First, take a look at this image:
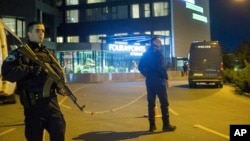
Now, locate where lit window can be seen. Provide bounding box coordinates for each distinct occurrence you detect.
[17,20,25,38]
[87,0,105,4]
[145,31,151,35]
[162,38,170,45]
[2,18,26,38]
[114,33,128,36]
[2,18,16,32]
[153,30,170,45]
[57,37,63,43]
[144,3,150,18]
[66,0,79,5]
[44,38,51,41]
[66,10,79,23]
[131,4,139,18]
[153,2,168,17]
[67,36,79,43]
[89,34,106,43]
[153,30,170,36]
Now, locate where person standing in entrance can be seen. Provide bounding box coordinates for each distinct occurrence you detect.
[138,36,176,132]
[1,21,66,141]
[183,62,188,76]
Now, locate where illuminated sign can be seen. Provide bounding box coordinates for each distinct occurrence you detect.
[186,2,203,13]
[192,13,208,23]
[197,45,211,48]
[184,0,208,23]
[183,0,195,4]
[108,44,146,56]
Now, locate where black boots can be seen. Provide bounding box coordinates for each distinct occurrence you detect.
[149,119,156,132]
[162,118,176,132]
[148,119,176,132]
[162,123,176,131]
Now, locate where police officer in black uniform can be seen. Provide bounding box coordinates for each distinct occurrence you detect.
[138,36,176,132]
[1,22,66,141]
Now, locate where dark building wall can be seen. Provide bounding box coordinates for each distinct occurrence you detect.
[0,0,36,20]
[0,0,58,46]
[172,0,210,57]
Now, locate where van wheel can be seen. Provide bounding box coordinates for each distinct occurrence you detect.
[189,83,192,88]
[189,83,195,88]
[220,84,223,88]
[217,84,223,88]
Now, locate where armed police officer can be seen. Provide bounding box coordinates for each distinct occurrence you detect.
[1,21,66,141]
[138,36,176,132]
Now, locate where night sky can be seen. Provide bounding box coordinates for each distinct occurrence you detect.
[210,0,250,52]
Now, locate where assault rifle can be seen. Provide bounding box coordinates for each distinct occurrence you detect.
[18,44,85,111]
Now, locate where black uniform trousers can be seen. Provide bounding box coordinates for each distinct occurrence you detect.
[146,76,169,121]
[23,96,66,141]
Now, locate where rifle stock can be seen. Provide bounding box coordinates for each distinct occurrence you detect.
[18,44,85,111]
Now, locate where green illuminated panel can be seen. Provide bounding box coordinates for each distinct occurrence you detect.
[192,13,207,23]
[184,0,195,4]
[186,2,203,13]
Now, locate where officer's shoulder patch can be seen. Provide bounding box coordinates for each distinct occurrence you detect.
[6,55,16,62]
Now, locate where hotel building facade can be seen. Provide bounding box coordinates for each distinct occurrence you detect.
[0,0,210,73]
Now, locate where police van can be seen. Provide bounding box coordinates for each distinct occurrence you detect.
[0,19,22,104]
[188,41,223,88]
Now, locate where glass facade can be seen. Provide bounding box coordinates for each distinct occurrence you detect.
[56,0,174,73]
[89,34,106,43]
[131,4,139,19]
[87,0,106,4]
[57,37,63,43]
[112,5,128,19]
[67,36,79,43]
[86,7,109,21]
[60,1,170,24]
[58,50,142,73]
[153,2,169,17]
[66,10,79,23]
[57,35,171,74]
[2,18,26,38]
[144,3,151,18]
[66,0,79,5]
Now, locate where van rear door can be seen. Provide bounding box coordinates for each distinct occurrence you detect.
[188,41,223,88]
[0,19,22,103]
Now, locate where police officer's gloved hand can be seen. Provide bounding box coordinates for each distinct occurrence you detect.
[30,66,42,75]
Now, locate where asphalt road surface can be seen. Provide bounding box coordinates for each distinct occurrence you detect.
[0,80,249,141]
